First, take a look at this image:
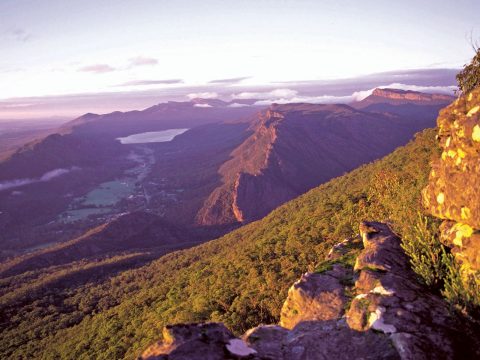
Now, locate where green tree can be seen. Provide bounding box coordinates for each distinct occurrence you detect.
[457,43,480,93]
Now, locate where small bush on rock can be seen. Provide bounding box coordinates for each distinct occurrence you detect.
[457,45,480,94]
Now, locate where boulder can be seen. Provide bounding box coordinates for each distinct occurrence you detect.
[245,320,400,360]
[279,264,348,329]
[138,322,257,360]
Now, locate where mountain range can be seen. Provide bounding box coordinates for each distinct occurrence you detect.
[0,88,452,261]
[2,87,472,359]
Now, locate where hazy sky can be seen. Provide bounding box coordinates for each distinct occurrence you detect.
[1,0,479,118]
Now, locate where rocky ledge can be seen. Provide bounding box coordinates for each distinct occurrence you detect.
[139,222,479,359]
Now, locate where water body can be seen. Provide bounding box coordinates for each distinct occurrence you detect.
[59,146,155,223]
[117,128,189,144]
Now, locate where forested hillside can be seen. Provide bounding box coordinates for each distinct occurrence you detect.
[0,129,438,359]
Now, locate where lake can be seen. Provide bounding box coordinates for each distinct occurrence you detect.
[117,128,189,144]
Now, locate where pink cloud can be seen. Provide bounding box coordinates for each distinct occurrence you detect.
[128,56,158,67]
[78,64,116,73]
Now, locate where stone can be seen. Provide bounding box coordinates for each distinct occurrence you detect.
[422,87,480,296]
[138,322,240,360]
[346,221,480,359]
[279,265,348,329]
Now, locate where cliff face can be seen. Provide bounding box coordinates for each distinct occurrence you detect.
[139,222,479,359]
[368,88,453,104]
[196,101,442,226]
[422,88,480,291]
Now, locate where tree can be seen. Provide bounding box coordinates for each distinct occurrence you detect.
[457,42,480,94]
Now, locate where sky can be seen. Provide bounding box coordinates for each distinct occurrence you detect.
[1,0,479,119]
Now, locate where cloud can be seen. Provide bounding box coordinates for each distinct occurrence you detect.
[1,102,37,108]
[116,79,183,87]
[250,83,456,106]
[228,102,250,108]
[194,103,212,108]
[78,64,116,73]
[187,92,218,99]
[234,88,298,100]
[128,56,158,67]
[208,76,250,84]
[40,168,72,181]
[0,167,79,192]
[5,28,32,42]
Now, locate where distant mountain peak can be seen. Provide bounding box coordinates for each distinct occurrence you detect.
[371,87,454,102]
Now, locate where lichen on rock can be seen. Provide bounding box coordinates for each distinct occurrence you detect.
[422,87,480,292]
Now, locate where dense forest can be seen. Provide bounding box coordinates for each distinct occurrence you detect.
[0,128,438,359]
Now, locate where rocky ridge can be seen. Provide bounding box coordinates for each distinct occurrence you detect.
[139,222,478,359]
[196,97,448,227]
[368,88,453,104]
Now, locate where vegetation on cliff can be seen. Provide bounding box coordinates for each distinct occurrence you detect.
[457,44,480,94]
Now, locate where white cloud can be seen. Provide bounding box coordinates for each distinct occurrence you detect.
[249,88,364,105]
[0,167,79,192]
[234,88,298,100]
[378,83,457,95]
[194,103,212,108]
[249,83,455,106]
[40,168,72,181]
[228,102,250,108]
[187,92,218,99]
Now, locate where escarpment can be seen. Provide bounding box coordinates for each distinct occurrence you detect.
[422,87,480,299]
[196,98,448,227]
[139,222,479,359]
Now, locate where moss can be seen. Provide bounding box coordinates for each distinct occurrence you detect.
[314,251,360,274]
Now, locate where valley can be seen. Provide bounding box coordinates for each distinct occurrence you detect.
[1,87,479,359]
[3,3,480,359]
[0,89,452,263]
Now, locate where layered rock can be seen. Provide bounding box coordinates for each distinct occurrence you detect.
[140,222,478,359]
[366,88,453,104]
[422,88,480,285]
[347,222,477,359]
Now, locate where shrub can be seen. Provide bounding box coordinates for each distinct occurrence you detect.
[441,249,480,317]
[457,45,480,94]
[402,214,480,317]
[401,213,445,288]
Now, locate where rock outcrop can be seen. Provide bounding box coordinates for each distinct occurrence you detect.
[140,323,253,360]
[140,222,479,359]
[365,88,454,104]
[422,88,480,291]
[279,264,349,329]
[347,222,477,359]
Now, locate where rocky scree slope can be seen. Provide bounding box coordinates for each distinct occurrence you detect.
[139,222,479,359]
